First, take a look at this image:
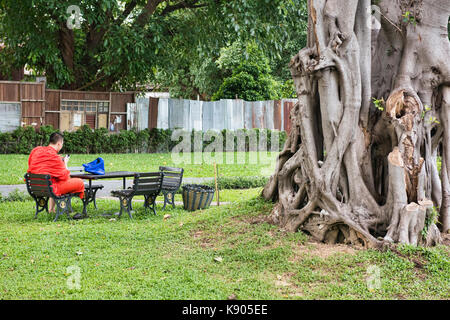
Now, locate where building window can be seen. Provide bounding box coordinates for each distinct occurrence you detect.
[61,100,109,112]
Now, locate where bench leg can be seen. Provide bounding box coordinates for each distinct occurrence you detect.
[162,192,167,210]
[53,197,71,222]
[162,191,175,210]
[53,199,62,222]
[170,192,176,208]
[68,198,74,213]
[34,197,49,219]
[144,195,157,215]
[118,196,133,219]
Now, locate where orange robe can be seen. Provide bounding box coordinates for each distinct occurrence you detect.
[27,146,84,198]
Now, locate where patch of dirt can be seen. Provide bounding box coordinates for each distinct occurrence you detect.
[191,230,215,248]
[289,241,360,262]
[442,233,450,247]
[192,230,204,239]
[274,273,304,298]
[233,214,268,225]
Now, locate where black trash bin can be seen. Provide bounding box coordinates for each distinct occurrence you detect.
[182,184,215,211]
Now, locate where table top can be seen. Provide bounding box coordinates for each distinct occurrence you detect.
[70,171,137,180]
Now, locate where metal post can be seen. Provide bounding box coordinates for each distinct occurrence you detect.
[214,162,219,206]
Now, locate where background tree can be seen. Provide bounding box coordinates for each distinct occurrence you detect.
[0,0,306,92]
[263,0,450,247]
[211,41,282,101]
[154,0,308,99]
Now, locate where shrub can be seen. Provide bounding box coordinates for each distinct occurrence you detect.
[0,189,32,202]
[0,125,287,154]
[178,176,269,192]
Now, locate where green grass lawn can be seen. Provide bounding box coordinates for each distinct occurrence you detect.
[150,188,263,204]
[0,152,278,185]
[0,192,448,300]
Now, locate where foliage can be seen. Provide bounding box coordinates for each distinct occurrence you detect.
[372,97,385,111]
[179,176,269,192]
[0,0,308,92]
[421,206,440,239]
[402,11,417,26]
[211,42,282,101]
[136,0,307,99]
[0,125,287,154]
[0,189,32,202]
[280,79,297,99]
[205,176,268,190]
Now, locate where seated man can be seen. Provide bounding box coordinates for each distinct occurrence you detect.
[27,132,85,214]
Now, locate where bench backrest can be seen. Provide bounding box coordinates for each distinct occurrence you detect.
[159,166,184,191]
[24,173,55,198]
[132,172,163,196]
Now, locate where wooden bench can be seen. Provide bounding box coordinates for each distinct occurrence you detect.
[159,166,184,210]
[110,172,163,218]
[68,166,104,209]
[24,173,83,222]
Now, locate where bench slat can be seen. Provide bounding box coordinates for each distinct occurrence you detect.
[136,184,161,191]
[31,191,52,197]
[134,190,160,196]
[136,172,162,178]
[159,166,183,173]
[137,180,161,187]
[27,173,51,179]
[163,180,181,185]
[163,176,181,181]
[137,178,161,184]
[85,184,104,189]
[30,185,49,191]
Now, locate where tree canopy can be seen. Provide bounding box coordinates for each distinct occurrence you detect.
[0,0,307,93]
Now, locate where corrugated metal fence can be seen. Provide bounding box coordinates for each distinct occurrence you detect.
[0,80,297,133]
[129,98,298,133]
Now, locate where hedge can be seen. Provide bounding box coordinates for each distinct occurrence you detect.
[0,125,287,154]
[192,176,269,190]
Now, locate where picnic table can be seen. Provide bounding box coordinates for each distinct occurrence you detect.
[70,171,137,216]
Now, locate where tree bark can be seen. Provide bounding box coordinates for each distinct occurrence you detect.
[263,0,450,246]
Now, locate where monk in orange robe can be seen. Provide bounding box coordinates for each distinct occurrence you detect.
[27,132,84,213]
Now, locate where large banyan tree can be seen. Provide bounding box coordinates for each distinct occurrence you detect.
[263,0,450,247]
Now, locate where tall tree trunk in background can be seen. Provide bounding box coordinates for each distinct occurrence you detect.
[263,0,450,247]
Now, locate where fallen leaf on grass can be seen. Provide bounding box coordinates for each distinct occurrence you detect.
[76,251,83,256]
[163,214,172,220]
[214,256,223,263]
[228,293,237,300]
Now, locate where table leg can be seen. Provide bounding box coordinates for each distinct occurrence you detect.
[123,177,126,189]
[82,180,93,217]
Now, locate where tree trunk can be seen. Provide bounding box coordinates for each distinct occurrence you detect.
[263,0,450,247]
